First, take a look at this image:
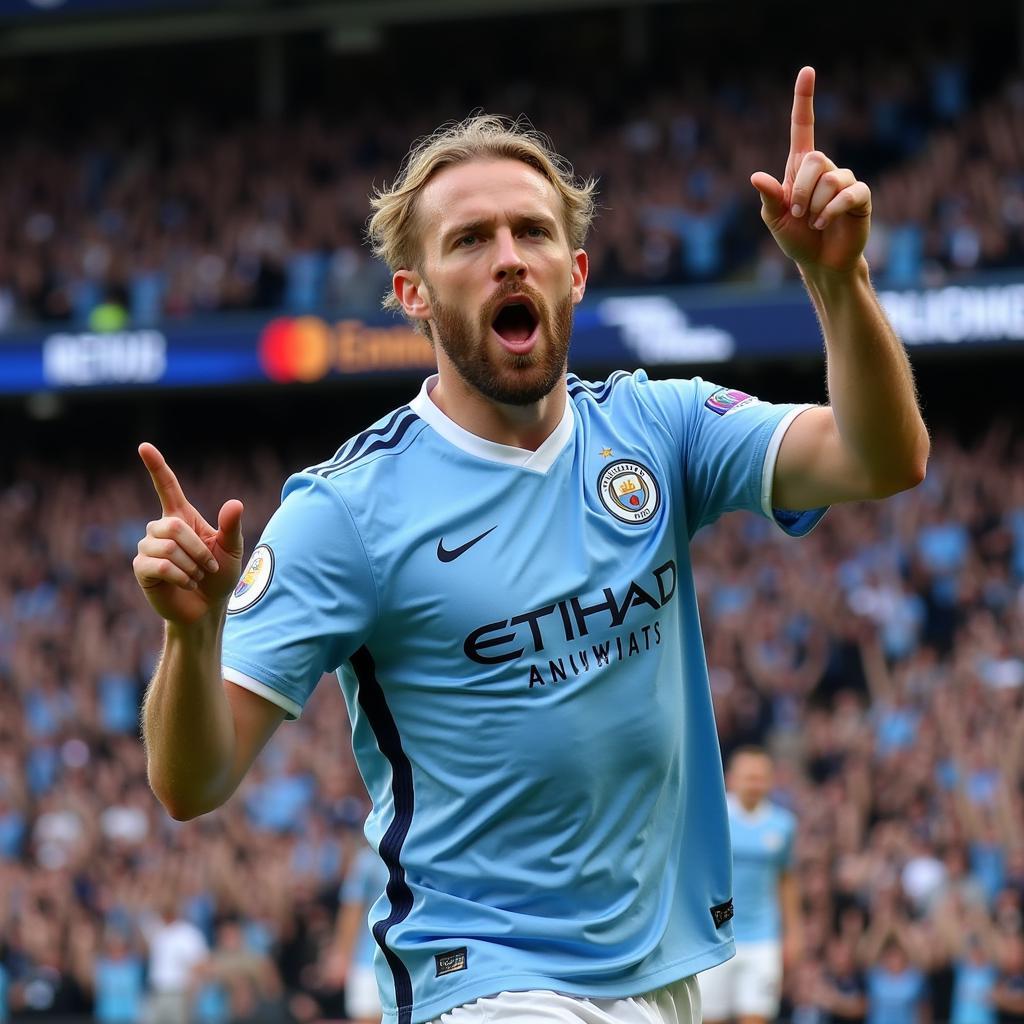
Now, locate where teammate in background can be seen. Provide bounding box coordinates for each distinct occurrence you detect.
[700,748,800,1024]
[326,841,390,1024]
[134,67,928,1024]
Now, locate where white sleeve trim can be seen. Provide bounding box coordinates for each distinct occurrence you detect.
[760,404,817,519]
[223,667,303,720]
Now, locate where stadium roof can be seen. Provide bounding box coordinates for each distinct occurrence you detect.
[0,0,684,54]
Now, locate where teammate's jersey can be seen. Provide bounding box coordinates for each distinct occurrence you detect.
[727,794,797,943]
[222,370,825,1024]
[342,845,393,970]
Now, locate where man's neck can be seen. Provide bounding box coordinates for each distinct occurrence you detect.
[733,793,764,815]
[429,374,567,452]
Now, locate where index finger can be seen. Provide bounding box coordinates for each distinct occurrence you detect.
[138,442,189,514]
[789,65,816,162]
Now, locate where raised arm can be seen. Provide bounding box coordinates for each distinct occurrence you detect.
[751,67,930,510]
[134,443,285,820]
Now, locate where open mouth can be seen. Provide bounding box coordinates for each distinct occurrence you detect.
[491,298,539,351]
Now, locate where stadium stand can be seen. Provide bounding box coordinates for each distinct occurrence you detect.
[0,45,1022,333]
[3,1,1024,1021]
[1,422,1023,1022]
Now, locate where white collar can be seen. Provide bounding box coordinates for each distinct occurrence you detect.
[409,375,574,475]
[728,793,770,822]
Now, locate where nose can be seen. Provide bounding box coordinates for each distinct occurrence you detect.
[492,228,527,282]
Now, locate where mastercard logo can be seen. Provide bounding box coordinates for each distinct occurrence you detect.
[259,316,436,382]
[259,317,332,383]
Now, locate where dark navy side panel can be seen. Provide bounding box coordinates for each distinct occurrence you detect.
[350,645,416,1024]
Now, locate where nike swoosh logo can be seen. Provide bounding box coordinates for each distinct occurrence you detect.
[436,526,497,563]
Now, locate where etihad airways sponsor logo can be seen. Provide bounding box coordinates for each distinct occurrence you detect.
[463,560,677,671]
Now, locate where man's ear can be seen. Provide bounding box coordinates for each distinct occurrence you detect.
[393,269,432,323]
[570,249,588,306]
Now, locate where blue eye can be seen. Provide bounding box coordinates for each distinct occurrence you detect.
[457,235,478,248]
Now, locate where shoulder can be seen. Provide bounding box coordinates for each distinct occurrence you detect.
[566,368,706,411]
[771,802,798,831]
[567,369,712,446]
[566,369,636,407]
[303,402,427,485]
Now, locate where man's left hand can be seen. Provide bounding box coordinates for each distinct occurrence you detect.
[751,66,872,273]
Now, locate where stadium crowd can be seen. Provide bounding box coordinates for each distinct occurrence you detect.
[1,46,1023,334]
[0,415,1023,1023]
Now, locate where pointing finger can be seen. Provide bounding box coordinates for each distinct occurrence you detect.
[788,66,816,177]
[139,442,189,515]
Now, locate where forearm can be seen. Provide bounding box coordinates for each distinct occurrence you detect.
[142,611,236,820]
[824,993,868,1020]
[333,902,364,964]
[802,258,929,493]
[779,873,803,948]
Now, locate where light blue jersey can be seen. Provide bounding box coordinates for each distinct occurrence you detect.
[93,956,145,1024]
[727,795,797,943]
[222,370,825,1024]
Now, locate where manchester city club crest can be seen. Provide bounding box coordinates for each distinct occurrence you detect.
[598,460,660,524]
[227,544,275,615]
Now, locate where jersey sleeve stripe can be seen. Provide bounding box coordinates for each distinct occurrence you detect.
[308,405,412,476]
[317,411,421,479]
[567,370,630,404]
[350,645,416,1024]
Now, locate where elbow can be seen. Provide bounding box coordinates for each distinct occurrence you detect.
[147,773,224,822]
[870,437,930,498]
[160,795,222,823]
[869,466,924,499]
[152,786,206,822]
[892,455,928,495]
[163,799,206,823]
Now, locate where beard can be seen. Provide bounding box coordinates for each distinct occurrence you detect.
[429,280,574,407]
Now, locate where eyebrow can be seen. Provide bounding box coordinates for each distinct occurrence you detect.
[440,212,560,249]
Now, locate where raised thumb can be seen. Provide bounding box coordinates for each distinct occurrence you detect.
[216,499,245,558]
[750,171,787,222]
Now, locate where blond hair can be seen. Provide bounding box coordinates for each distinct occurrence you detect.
[367,114,597,315]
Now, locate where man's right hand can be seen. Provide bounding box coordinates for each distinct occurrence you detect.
[134,442,245,627]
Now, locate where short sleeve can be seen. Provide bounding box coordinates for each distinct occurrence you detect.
[222,472,377,719]
[342,847,385,905]
[636,374,828,538]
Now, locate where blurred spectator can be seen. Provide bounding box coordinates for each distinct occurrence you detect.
[2,45,1023,332]
[90,928,146,1024]
[141,898,209,1024]
[993,935,1024,1023]
[816,939,867,1023]
[187,916,284,1024]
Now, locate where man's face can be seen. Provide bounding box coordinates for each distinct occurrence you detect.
[728,752,773,807]
[399,158,587,406]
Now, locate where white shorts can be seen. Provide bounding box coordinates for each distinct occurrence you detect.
[429,975,701,1023]
[698,940,781,1020]
[346,964,383,1020]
